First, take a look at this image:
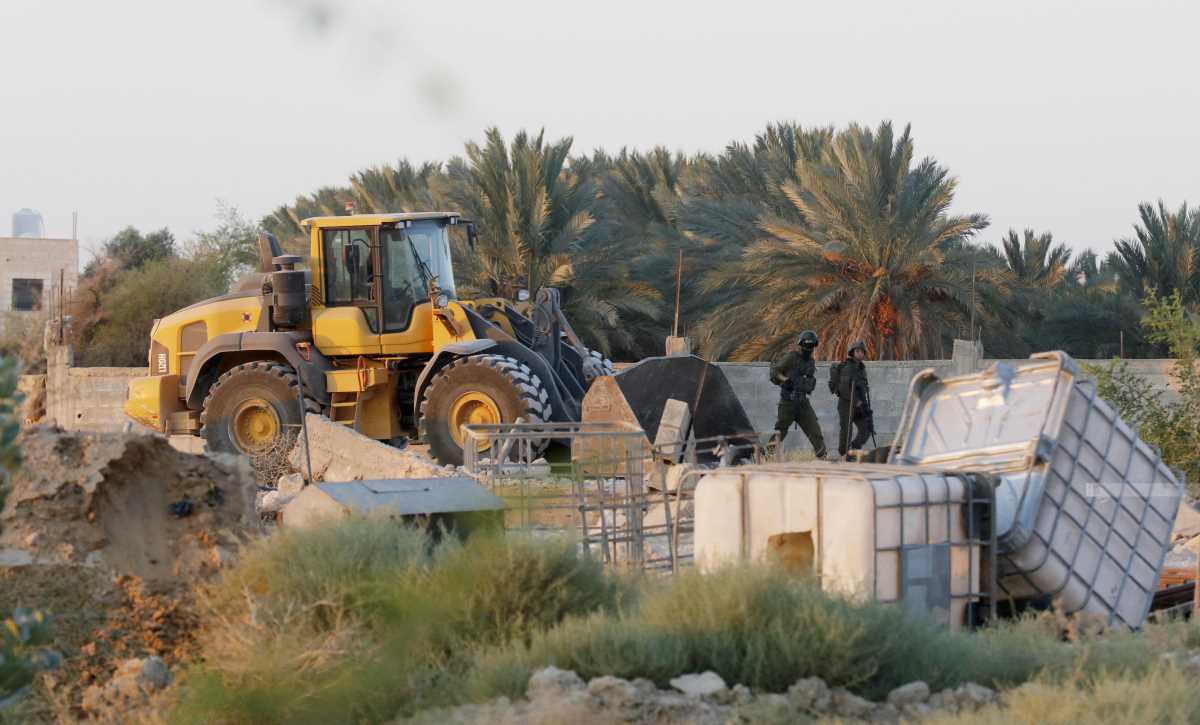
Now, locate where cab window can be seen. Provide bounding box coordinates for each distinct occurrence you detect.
[381,226,429,332]
[323,228,379,331]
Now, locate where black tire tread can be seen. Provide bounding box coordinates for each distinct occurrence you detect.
[199,361,320,453]
[419,354,552,465]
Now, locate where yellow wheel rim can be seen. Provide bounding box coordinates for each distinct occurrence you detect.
[231,398,281,453]
[449,391,501,450]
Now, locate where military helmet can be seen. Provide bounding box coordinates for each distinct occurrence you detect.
[797,330,819,348]
[848,340,867,355]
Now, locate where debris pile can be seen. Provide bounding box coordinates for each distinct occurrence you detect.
[255,414,458,516]
[0,426,257,717]
[409,667,1002,724]
[0,426,257,581]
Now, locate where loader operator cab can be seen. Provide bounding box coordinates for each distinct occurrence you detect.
[321,217,461,334]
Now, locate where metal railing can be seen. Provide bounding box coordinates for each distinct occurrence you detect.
[463,421,713,572]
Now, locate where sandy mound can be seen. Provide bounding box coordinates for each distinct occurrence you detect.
[0,426,258,584]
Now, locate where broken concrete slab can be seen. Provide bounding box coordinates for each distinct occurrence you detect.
[648,463,700,492]
[1173,500,1200,541]
[653,399,691,463]
[276,472,305,496]
[279,477,504,532]
[289,414,450,482]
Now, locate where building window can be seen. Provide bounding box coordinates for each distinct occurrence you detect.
[12,278,44,311]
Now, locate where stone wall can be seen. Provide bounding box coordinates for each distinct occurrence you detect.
[45,346,147,432]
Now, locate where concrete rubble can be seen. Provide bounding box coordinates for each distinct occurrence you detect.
[404,667,1001,724]
[288,413,456,482]
[1163,500,1200,571]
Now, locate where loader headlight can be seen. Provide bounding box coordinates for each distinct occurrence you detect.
[434,292,450,309]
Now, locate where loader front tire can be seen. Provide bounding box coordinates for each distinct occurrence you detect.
[584,348,615,384]
[200,361,319,456]
[420,354,551,466]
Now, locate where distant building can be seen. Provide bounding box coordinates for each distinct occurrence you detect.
[0,234,79,334]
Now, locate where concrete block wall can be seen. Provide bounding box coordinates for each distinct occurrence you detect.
[34,342,1184,447]
[719,351,1182,456]
[0,236,78,337]
[45,346,147,432]
[716,359,954,455]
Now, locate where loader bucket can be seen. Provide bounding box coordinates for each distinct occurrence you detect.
[582,355,757,463]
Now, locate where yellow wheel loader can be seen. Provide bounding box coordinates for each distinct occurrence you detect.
[123,211,753,466]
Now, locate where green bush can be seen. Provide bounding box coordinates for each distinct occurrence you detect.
[1087,291,1200,490]
[77,256,228,366]
[387,533,621,649]
[468,567,1011,701]
[179,523,620,724]
[0,608,57,701]
[468,567,1165,703]
[176,520,1186,723]
[927,665,1200,724]
[0,356,21,516]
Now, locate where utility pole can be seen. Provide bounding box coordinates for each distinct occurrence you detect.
[969,249,977,341]
[672,248,683,338]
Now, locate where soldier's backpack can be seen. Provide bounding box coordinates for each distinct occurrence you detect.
[828,361,842,396]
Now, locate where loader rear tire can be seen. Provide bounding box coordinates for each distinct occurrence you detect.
[200,361,320,457]
[420,354,551,467]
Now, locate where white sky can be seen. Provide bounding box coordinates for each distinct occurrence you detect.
[2,0,1198,266]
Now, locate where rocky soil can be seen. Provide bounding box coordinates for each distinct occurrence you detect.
[405,667,1003,724]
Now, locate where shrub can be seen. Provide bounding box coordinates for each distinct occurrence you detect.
[176,524,1187,722]
[468,567,1166,704]
[0,608,57,701]
[0,356,21,515]
[0,313,47,374]
[1087,291,1200,490]
[76,256,228,366]
[926,665,1200,724]
[405,533,621,649]
[179,523,620,723]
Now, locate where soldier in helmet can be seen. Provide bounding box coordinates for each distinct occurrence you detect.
[829,340,875,459]
[769,331,827,458]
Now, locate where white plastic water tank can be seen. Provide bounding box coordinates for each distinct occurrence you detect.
[694,463,987,629]
[891,351,1182,629]
[12,208,45,238]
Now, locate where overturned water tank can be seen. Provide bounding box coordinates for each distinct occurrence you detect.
[12,208,45,238]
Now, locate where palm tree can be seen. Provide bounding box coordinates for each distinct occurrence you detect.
[1110,201,1200,303]
[262,162,446,253]
[444,128,661,355]
[998,229,1072,287]
[696,121,993,361]
[262,186,350,254]
[591,147,696,353]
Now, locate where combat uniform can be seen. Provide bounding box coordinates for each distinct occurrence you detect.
[831,355,874,456]
[770,350,827,457]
